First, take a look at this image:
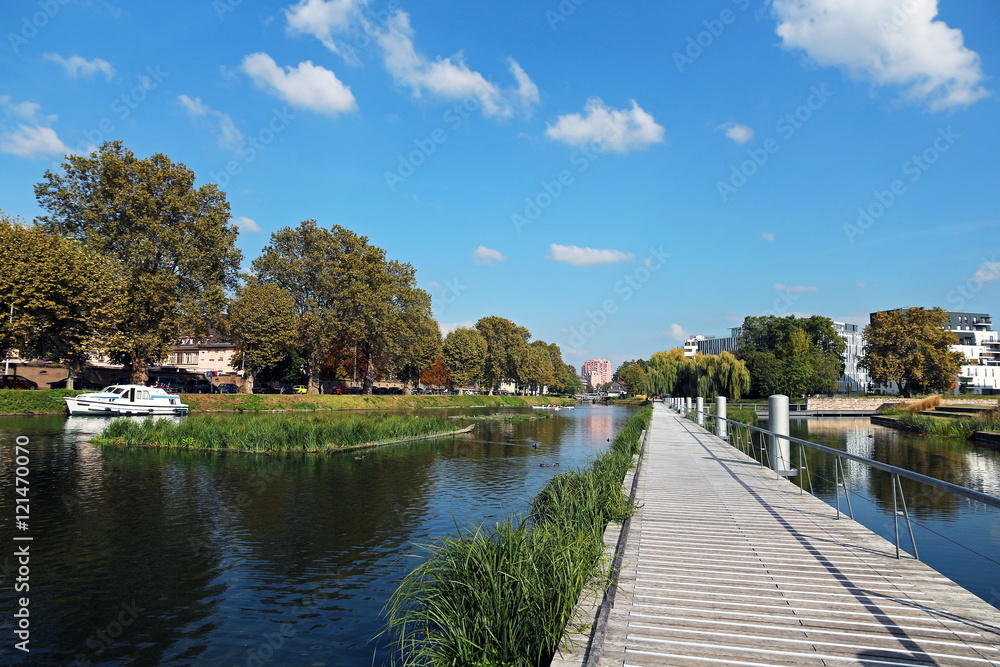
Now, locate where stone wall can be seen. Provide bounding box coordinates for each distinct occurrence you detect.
[807,396,999,411]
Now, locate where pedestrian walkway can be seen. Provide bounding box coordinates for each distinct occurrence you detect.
[559,403,1000,666]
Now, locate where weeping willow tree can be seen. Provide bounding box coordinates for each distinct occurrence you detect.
[645,348,750,400]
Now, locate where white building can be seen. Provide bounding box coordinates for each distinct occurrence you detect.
[834,321,869,393]
[949,312,1000,394]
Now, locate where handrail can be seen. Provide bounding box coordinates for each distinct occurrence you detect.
[709,414,1000,510]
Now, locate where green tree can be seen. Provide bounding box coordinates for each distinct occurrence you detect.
[34,141,242,384]
[859,307,964,397]
[517,342,556,395]
[225,280,296,394]
[394,309,442,394]
[619,364,648,397]
[475,316,530,394]
[442,327,487,388]
[0,215,121,388]
[738,315,846,396]
[698,351,751,400]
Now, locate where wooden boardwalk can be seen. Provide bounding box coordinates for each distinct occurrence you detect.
[555,403,1000,667]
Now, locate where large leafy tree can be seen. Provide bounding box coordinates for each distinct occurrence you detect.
[0,215,121,388]
[225,280,296,394]
[517,341,556,395]
[254,221,434,394]
[442,327,487,388]
[475,316,530,394]
[738,315,846,396]
[420,356,452,388]
[860,307,964,397]
[393,307,442,394]
[34,141,241,384]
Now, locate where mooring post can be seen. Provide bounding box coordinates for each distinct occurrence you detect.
[769,394,792,475]
[696,396,704,426]
[685,397,692,415]
[716,396,727,440]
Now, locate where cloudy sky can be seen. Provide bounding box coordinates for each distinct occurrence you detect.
[1,0,998,367]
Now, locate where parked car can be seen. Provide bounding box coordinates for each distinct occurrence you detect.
[292,385,307,394]
[184,378,215,394]
[48,378,101,390]
[216,383,239,394]
[0,375,38,390]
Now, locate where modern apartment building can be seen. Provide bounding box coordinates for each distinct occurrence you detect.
[580,358,613,387]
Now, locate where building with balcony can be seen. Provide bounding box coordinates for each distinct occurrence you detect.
[581,358,612,388]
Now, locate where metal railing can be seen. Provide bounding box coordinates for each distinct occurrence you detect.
[663,398,1000,561]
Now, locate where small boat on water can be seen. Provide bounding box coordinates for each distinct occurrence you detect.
[64,384,189,416]
[531,404,574,411]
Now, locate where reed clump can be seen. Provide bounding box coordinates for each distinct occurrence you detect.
[383,407,652,667]
[905,395,942,413]
[94,413,461,452]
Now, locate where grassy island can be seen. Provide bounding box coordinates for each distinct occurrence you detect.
[93,413,472,453]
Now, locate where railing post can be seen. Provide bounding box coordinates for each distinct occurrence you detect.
[769,394,792,476]
[685,397,691,415]
[696,397,704,426]
[716,396,727,440]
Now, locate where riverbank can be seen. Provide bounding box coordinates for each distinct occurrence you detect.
[0,389,576,415]
[92,413,474,454]
[382,406,652,665]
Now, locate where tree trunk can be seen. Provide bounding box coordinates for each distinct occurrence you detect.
[239,371,254,394]
[130,362,148,386]
[65,360,79,391]
[363,344,375,395]
[307,358,322,394]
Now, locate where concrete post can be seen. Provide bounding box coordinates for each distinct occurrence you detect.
[685,397,692,414]
[696,396,704,426]
[769,394,791,474]
[716,396,727,440]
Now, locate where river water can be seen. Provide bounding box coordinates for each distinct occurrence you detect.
[0,406,636,666]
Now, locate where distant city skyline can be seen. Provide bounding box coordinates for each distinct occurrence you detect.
[1,0,997,366]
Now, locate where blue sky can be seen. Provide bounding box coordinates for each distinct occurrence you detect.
[1,0,998,369]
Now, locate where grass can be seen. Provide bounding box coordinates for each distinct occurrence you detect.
[382,407,651,667]
[0,388,89,414]
[0,389,576,414]
[890,407,1000,439]
[92,413,467,453]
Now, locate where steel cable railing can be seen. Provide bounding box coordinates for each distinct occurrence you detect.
[662,398,1000,562]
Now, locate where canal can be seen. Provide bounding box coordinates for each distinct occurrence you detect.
[730,416,1000,611]
[0,406,636,666]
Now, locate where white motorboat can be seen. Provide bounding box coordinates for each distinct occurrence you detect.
[64,384,189,416]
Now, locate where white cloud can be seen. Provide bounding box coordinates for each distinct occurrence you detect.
[720,122,754,144]
[0,97,68,159]
[856,281,867,288]
[0,124,70,158]
[233,216,263,233]
[772,0,987,110]
[667,324,691,342]
[439,321,474,336]
[284,0,366,60]
[472,245,507,266]
[43,54,115,81]
[178,95,244,150]
[972,260,1000,283]
[546,98,664,153]
[762,231,775,242]
[240,53,357,116]
[774,284,817,293]
[375,10,539,119]
[548,244,635,267]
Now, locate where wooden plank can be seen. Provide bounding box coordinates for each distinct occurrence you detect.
[561,403,1000,667]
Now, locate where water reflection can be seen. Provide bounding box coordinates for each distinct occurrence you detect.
[0,405,635,666]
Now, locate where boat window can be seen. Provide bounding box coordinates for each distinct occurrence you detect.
[141,391,150,400]
[112,387,127,395]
